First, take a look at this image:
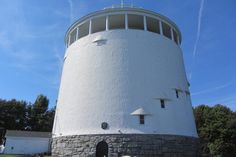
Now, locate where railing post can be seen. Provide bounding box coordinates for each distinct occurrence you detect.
[159,21,163,35]
[144,16,147,31]
[125,14,128,30]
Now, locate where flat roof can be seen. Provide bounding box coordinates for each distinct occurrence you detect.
[5,130,51,138]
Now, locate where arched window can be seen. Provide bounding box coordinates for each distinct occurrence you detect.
[96,141,108,157]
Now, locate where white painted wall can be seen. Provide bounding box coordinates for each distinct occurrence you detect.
[53,28,198,137]
[4,136,50,154]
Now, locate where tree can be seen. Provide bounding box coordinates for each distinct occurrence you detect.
[33,95,49,114]
[0,99,27,130]
[29,95,55,131]
[194,104,236,157]
[0,95,55,132]
[38,107,55,132]
[0,95,55,145]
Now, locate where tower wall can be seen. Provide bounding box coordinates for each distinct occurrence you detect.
[52,7,199,157]
[52,134,199,157]
[53,30,197,137]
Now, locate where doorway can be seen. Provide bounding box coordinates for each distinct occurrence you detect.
[96,141,108,157]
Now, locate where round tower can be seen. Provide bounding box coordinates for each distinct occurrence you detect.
[52,6,199,157]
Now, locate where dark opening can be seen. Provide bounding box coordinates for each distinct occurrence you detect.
[96,141,108,157]
[146,16,160,34]
[78,21,89,39]
[128,14,144,30]
[160,99,165,108]
[109,14,125,30]
[69,28,77,45]
[91,16,106,33]
[139,115,145,124]
[176,90,179,98]
[162,22,172,39]
[173,29,179,44]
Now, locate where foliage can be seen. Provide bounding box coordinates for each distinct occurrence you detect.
[29,95,54,132]
[1,96,236,156]
[0,95,55,133]
[0,99,28,131]
[33,95,49,114]
[194,104,236,157]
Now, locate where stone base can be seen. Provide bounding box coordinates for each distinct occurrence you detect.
[52,134,199,157]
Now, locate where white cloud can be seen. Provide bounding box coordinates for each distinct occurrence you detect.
[192,82,233,96]
[51,47,64,87]
[207,95,236,111]
[0,31,12,49]
[189,0,205,80]
[68,0,74,24]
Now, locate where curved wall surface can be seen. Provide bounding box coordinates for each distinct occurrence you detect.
[53,28,198,137]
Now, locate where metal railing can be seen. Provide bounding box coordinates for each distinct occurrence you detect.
[104,4,141,10]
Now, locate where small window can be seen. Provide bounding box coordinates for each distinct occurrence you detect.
[91,16,106,33]
[186,91,190,96]
[187,81,190,87]
[109,14,125,30]
[173,29,179,44]
[78,21,89,39]
[176,90,179,98]
[128,14,144,30]
[139,115,145,124]
[69,28,77,45]
[162,22,172,39]
[146,17,160,34]
[160,99,165,108]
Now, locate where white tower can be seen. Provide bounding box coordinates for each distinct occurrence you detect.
[52,6,199,157]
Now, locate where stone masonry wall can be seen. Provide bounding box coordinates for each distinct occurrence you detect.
[52,134,199,157]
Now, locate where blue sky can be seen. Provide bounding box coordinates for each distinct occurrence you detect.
[0,0,235,110]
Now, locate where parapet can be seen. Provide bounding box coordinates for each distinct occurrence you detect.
[65,7,182,47]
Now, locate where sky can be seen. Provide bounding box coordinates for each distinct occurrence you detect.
[0,0,235,110]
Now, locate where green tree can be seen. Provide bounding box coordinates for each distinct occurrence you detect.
[33,94,49,114]
[0,95,55,133]
[194,104,236,157]
[29,94,56,132]
[0,99,27,130]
